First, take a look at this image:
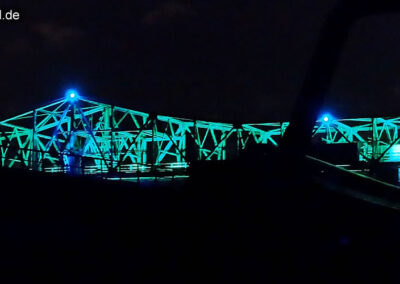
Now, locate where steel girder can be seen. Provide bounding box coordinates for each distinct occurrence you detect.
[1,97,400,176]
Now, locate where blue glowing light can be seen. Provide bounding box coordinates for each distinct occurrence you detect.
[320,113,333,123]
[65,89,79,101]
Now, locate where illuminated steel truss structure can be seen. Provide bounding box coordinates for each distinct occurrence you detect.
[1,96,400,177]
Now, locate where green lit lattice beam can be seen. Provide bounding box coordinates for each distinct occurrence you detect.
[1,96,400,176]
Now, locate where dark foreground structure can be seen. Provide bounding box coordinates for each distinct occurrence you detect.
[1,152,400,282]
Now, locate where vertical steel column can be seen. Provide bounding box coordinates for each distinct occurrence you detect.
[194,121,201,160]
[111,105,116,170]
[149,115,157,171]
[372,118,378,160]
[31,109,39,170]
[236,127,242,157]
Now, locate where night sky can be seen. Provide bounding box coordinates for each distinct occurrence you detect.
[2,0,400,122]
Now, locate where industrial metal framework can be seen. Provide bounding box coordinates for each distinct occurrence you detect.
[1,95,400,179]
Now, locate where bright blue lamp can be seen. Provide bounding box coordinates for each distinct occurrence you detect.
[65,89,79,102]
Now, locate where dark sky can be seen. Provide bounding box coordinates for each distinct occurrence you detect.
[2,0,400,122]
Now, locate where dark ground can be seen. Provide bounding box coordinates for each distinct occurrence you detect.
[1,151,400,283]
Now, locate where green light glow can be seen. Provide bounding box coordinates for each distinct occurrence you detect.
[1,97,400,178]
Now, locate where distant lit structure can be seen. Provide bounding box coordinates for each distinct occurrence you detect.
[1,94,400,179]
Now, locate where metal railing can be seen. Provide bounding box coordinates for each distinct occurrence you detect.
[0,145,190,182]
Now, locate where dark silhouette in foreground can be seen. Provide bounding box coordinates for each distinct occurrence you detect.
[2,149,400,282]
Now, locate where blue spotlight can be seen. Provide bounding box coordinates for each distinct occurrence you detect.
[320,113,334,123]
[65,89,79,102]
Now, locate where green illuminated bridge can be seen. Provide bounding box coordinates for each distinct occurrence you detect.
[1,94,400,180]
